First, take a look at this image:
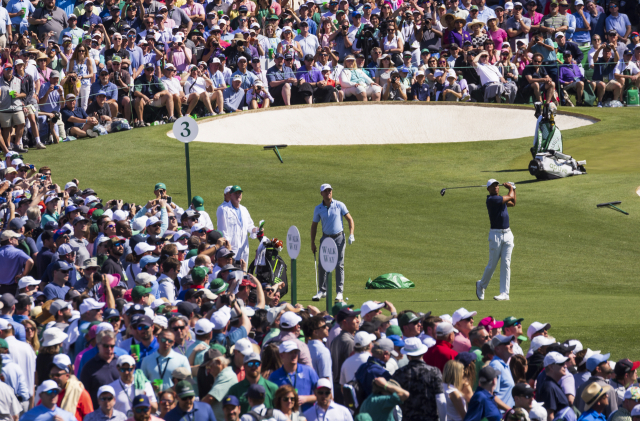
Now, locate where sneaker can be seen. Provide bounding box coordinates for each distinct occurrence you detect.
[476,280,484,301]
[493,293,510,301]
[67,136,77,141]
[312,291,326,301]
[12,145,27,153]
[86,129,98,138]
[167,116,177,123]
[335,292,343,301]
[597,101,603,108]
[35,142,46,150]
[461,94,470,102]
[203,112,215,117]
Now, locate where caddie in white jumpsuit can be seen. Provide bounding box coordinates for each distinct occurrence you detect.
[217,185,258,264]
[476,179,516,301]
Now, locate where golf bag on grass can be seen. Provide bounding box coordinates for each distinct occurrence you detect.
[528,102,587,180]
[248,238,289,297]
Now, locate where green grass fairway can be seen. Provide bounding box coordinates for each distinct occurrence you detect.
[28,104,640,359]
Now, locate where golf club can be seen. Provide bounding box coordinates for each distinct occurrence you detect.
[312,251,319,300]
[440,185,486,196]
[597,201,629,215]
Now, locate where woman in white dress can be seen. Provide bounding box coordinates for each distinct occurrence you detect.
[443,360,468,421]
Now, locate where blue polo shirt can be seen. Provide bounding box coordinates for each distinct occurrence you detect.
[605,14,630,38]
[312,199,349,235]
[486,195,509,230]
[20,405,75,421]
[489,357,515,408]
[6,0,34,32]
[355,356,392,398]
[89,80,118,101]
[269,364,319,411]
[0,315,26,342]
[76,345,128,378]
[572,12,591,44]
[578,409,606,421]
[0,245,30,286]
[537,376,571,417]
[164,401,216,421]
[43,282,70,300]
[531,38,557,62]
[464,388,502,421]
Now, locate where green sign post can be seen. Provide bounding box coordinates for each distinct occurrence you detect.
[286,226,301,305]
[172,116,199,204]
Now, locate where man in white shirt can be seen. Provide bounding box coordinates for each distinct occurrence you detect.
[183,65,217,117]
[303,378,353,421]
[160,63,187,120]
[473,51,516,103]
[0,318,36,405]
[339,331,375,385]
[108,355,157,416]
[294,20,319,59]
[216,186,232,233]
[614,49,640,89]
[217,185,258,264]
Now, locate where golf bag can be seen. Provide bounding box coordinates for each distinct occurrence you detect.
[248,238,289,297]
[528,102,587,180]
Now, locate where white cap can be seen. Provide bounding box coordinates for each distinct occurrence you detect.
[250,22,260,29]
[172,35,183,43]
[527,322,550,339]
[117,355,136,367]
[529,405,548,421]
[210,306,231,330]
[401,337,429,356]
[452,308,477,325]
[53,354,71,368]
[416,70,425,76]
[172,242,188,251]
[154,316,168,329]
[41,328,68,347]
[436,322,458,336]
[96,322,114,334]
[280,311,302,329]
[18,276,41,289]
[279,340,298,353]
[321,65,331,71]
[195,318,214,335]
[630,405,640,417]
[131,216,148,231]
[354,331,376,348]
[134,242,156,255]
[84,195,99,205]
[486,179,499,187]
[579,349,601,367]
[234,338,253,355]
[212,58,221,64]
[282,25,292,32]
[64,182,77,190]
[574,0,584,4]
[360,301,385,319]
[112,210,128,221]
[446,69,457,79]
[544,351,569,367]
[146,216,160,227]
[45,195,61,204]
[530,335,554,352]
[97,385,116,397]
[135,272,156,286]
[190,223,206,233]
[320,183,332,192]
[224,186,233,194]
[565,340,583,353]
[37,380,60,395]
[555,31,565,38]
[79,298,105,314]
[0,319,10,330]
[317,378,332,390]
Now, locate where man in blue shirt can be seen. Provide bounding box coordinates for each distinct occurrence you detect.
[604,2,630,43]
[77,0,101,28]
[355,338,393,399]
[0,230,33,292]
[0,294,26,341]
[89,68,118,117]
[578,382,611,421]
[60,94,100,139]
[6,0,34,34]
[572,1,592,46]
[43,260,73,300]
[269,341,319,412]
[476,179,516,302]
[310,184,355,302]
[489,335,516,410]
[165,381,216,421]
[266,53,297,106]
[464,366,503,421]
[21,380,76,421]
[538,351,575,421]
[303,316,333,381]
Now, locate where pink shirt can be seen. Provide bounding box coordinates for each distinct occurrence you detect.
[169,48,193,72]
[452,331,471,352]
[74,345,94,370]
[489,28,508,50]
[524,11,543,25]
[181,2,205,17]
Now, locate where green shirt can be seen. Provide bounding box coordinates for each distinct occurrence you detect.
[208,366,238,421]
[41,211,60,228]
[609,406,631,421]
[359,393,402,421]
[227,376,279,415]
[470,346,483,391]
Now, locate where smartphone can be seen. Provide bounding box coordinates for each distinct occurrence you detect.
[167,196,172,204]
[122,203,130,211]
[58,192,64,198]
[48,185,56,190]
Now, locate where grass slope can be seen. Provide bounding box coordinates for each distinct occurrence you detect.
[27,105,640,358]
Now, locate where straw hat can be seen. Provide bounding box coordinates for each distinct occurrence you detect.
[440,13,456,28]
[36,52,51,65]
[468,19,485,29]
[581,382,612,411]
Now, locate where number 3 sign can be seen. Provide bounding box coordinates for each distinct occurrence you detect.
[173,116,199,143]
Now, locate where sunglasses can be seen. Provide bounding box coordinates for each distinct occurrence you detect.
[533,60,542,63]
[160,399,175,404]
[316,390,331,396]
[160,337,175,344]
[134,407,150,414]
[172,325,187,331]
[50,372,66,378]
[101,344,116,348]
[119,367,134,372]
[282,397,295,402]
[108,317,120,323]
[45,389,60,396]
[137,325,150,331]
[247,361,261,368]
[113,242,124,247]
[106,224,116,229]
[59,269,71,274]
[100,396,114,402]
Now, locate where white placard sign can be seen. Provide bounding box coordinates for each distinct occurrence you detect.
[173,116,199,143]
[286,226,301,260]
[320,237,338,273]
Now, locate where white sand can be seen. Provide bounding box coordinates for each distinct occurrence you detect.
[167,104,595,146]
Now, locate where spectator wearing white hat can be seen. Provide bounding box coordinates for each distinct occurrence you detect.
[21,380,75,421]
[489,334,516,411]
[525,322,551,357]
[269,341,319,412]
[452,308,477,353]
[424,322,459,372]
[48,352,95,420]
[108,355,157,417]
[537,352,573,421]
[84,385,127,421]
[392,337,445,421]
[302,377,352,421]
[264,311,313,367]
[0,317,36,402]
[361,300,396,323]
[185,318,215,366]
[339,331,376,386]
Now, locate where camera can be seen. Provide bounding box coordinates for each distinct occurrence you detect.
[114,71,121,82]
[342,24,349,31]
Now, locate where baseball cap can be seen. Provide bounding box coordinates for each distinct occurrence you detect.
[586,353,611,372]
[452,308,477,325]
[398,312,421,327]
[354,331,376,348]
[512,382,535,398]
[360,301,385,319]
[544,351,569,367]
[278,341,298,353]
[336,307,361,323]
[486,179,499,187]
[491,334,514,349]
[478,366,499,383]
[436,322,458,336]
[503,316,524,327]
[320,183,332,192]
[132,395,150,409]
[372,338,394,353]
[527,322,550,339]
[615,359,640,377]
[223,396,240,407]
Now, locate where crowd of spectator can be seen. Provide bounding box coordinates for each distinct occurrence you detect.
[1,157,640,421]
[1,0,640,152]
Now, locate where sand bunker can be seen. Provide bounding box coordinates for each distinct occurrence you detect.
[167,103,595,146]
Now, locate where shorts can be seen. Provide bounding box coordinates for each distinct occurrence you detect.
[342,84,382,98]
[563,81,581,91]
[0,111,25,128]
[0,34,6,49]
[149,98,163,107]
[24,104,38,116]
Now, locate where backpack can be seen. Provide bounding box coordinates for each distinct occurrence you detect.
[247,409,274,421]
[342,378,365,413]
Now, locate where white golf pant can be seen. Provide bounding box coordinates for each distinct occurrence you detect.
[479,228,514,295]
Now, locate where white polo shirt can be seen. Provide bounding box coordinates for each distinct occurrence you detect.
[108,378,157,415]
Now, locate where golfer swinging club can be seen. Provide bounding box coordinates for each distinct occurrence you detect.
[311,184,355,302]
[476,179,516,301]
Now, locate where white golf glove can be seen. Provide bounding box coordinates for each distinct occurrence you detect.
[507,182,516,190]
[348,234,355,245]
